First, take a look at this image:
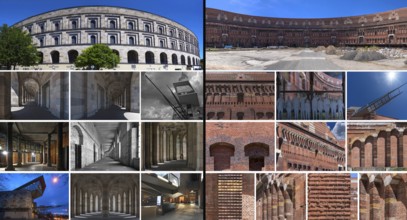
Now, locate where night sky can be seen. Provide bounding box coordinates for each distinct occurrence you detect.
[0,174,69,215]
[207,0,407,19]
[348,72,407,119]
[0,0,203,58]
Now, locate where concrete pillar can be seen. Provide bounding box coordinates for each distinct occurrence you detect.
[76,188,81,216]
[40,145,44,164]
[166,132,171,161]
[178,134,183,160]
[43,141,47,164]
[17,136,22,166]
[0,73,11,119]
[159,129,164,163]
[5,122,15,171]
[172,131,177,160]
[57,123,64,170]
[144,123,151,169]
[47,133,52,167]
[82,191,86,214]
[152,124,158,165]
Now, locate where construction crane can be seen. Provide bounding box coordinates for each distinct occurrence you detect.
[350,82,407,119]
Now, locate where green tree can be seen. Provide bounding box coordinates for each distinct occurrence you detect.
[0,24,39,70]
[75,44,120,70]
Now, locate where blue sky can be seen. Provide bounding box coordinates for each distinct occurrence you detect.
[0,0,203,58]
[348,72,407,119]
[207,0,407,18]
[0,174,69,215]
[327,122,345,140]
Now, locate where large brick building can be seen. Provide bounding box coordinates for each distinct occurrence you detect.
[277,72,345,120]
[276,122,346,171]
[360,173,407,220]
[206,72,274,120]
[206,7,407,48]
[256,173,305,220]
[206,122,274,171]
[308,173,357,220]
[348,123,407,171]
[206,173,254,220]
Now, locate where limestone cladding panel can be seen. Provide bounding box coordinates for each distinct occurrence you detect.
[0,73,11,119]
[13,6,200,68]
[10,72,19,107]
[71,122,103,169]
[130,73,140,112]
[71,73,86,119]
[206,122,275,171]
[49,72,67,118]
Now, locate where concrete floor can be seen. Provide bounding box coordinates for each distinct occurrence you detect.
[0,162,57,171]
[77,157,138,171]
[149,204,203,220]
[148,160,192,171]
[72,212,138,219]
[11,105,58,120]
[86,105,140,120]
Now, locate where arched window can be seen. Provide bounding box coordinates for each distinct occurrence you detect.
[160,53,168,64]
[172,54,178,64]
[110,36,116,44]
[159,27,164,34]
[171,42,175,49]
[144,24,150,32]
[145,38,151,46]
[127,50,138,64]
[90,20,96,29]
[51,51,59,64]
[54,37,59,45]
[90,35,96,44]
[145,51,154,64]
[40,24,45,33]
[169,30,173,36]
[38,52,43,64]
[109,20,116,29]
[72,20,77,29]
[68,50,79,64]
[39,38,44,47]
[187,56,191,65]
[128,22,134,30]
[54,22,60,31]
[129,37,135,45]
[71,36,77,44]
[181,55,186,65]
[160,40,165,48]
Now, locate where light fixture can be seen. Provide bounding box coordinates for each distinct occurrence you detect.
[2,151,7,155]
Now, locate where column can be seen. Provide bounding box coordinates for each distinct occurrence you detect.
[47,133,52,167]
[144,124,151,169]
[40,144,44,164]
[262,191,267,219]
[159,129,164,163]
[369,183,381,220]
[43,141,47,164]
[283,190,293,220]
[372,137,377,167]
[5,122,15,171]
[385,185,397,219]
[398,133,403,167]
[166,132,171,161]
[82,190,86,214]
[57,123,64,170]
[272,186,278,220]
[76,188,81,216]
[17,136,22,166]
[178,134,183,160]
[267,188,273,219]
[278,188,284,220]
[385,132,391,167]
[172,131,177,160]
[152,124,158,165]
[23,141,26,165]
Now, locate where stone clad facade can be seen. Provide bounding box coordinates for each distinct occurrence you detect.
[206,7,407,48]
[13,6,200,70]
[206,72,275,120]
[206,122,274,171]
[348,123,407,171]
[256,174,306,220]
[276,122,346,171]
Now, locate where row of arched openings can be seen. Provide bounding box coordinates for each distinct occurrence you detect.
[38,50,198,65]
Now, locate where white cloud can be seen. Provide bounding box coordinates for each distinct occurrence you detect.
[332,122,345,140]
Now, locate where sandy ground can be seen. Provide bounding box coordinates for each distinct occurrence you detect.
[206,48,407,70]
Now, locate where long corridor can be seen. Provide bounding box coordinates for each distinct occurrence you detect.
[79,157,137,171]
[72,211,139,219]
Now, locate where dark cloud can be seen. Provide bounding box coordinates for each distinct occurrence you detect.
[141,72,203,119]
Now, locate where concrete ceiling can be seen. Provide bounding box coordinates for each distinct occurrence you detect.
[92,122,121,152]
[18,72,53,96]
[13,122,66,144]
[95,72,134,100]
